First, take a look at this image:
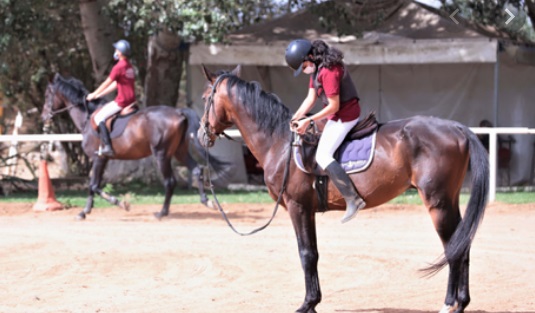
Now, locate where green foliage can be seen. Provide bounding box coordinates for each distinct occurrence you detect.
[0,0,92,111]
[0,0,301,113]
[311,0,402,38]
[106,0,291,43]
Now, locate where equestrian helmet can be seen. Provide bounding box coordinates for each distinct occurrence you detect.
[285,39,312,77]
[113,39,131,57]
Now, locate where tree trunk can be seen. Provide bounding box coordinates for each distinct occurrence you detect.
[79,0,115,83]
[144,30,185,107]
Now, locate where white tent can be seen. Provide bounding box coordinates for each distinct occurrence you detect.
[189,1,535,185]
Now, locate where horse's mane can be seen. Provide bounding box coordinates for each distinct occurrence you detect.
[221,73,292,138]
[53,74,105,112]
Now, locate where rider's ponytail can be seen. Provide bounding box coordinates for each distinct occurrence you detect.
[309,40,344,69]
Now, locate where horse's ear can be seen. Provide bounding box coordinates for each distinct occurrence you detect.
[231,65,241,78]
[201,64,215,83]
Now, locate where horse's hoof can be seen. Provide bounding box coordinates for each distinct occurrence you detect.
[295,304,317,313]
[153,212,166,220]
[439,304,457,313]
[76,212,86,220]
[120,200,130,212]
[205,199,215,210]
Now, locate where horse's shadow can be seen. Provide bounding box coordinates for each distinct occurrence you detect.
[118,208,266,222]
[337,309,535,313]
[168,210,262,221]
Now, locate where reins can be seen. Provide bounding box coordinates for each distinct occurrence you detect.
[202,74,292,236]
[204,137,292,236]
[49,104,77,116]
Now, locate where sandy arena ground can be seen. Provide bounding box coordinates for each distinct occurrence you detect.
[0,201,534,313]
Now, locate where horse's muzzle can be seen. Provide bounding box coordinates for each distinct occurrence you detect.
[41,112,53,122]
[197,128,215,148]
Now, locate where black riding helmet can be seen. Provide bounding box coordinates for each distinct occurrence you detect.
[113,39,131,57]
[285,39,312,77]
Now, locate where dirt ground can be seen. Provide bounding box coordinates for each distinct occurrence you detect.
[0,201,533,313]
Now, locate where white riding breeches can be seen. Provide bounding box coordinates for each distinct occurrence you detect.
[316,117,360,170]
[93,101,122,125]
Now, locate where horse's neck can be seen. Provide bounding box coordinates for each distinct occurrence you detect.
[68,105,89,132]
[233,118,289,169]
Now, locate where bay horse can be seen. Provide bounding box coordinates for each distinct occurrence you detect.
[41,73,230,220]
[198,65,489,313]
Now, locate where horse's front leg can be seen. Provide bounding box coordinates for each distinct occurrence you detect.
[193,165,212,208]
[78,157,109,220]
[288,199,321,313]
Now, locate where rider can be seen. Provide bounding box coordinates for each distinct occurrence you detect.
[287,39,366,223]
[86,39,136,157]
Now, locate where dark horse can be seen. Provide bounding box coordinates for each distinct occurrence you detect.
[42,73,230,220]
[198,66,489,313]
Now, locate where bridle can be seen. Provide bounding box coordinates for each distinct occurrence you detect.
[201,74,237,145]
[201,73,293,236]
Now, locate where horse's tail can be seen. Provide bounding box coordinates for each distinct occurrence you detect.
[179,107,235,188]
[423,125,489,276]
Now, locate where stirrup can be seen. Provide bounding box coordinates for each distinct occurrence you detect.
[96,145,114,157]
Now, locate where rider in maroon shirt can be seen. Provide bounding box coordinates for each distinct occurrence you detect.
[87,39,136,157]
[287,39,366,223]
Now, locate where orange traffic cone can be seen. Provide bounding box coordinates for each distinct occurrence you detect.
[33,159,63,211]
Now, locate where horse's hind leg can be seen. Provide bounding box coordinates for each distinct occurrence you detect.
[154,154,176,219]
[453,250,471,313]
[437,212,471,313]
[420,188,466,313]
[79,157,108,220]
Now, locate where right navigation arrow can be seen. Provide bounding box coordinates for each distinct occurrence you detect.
[505,8,515,25]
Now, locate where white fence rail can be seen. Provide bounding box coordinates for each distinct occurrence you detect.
[1,128,534,202]
[470,127,535,202]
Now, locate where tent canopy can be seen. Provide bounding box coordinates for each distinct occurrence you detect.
[190,1,498,65]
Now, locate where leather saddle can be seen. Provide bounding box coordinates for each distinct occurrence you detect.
[89,103,139,139]
[294,112,379,176]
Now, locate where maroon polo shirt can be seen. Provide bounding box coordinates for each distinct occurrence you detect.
[309,65,360,122]
[109,59,136,108]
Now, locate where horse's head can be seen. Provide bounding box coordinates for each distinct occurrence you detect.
[41,73,95,124]
[197,65,241,148]
[41,74,64,122]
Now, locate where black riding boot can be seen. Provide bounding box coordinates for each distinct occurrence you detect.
[325,161,366,223]
[97,122,114,157]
